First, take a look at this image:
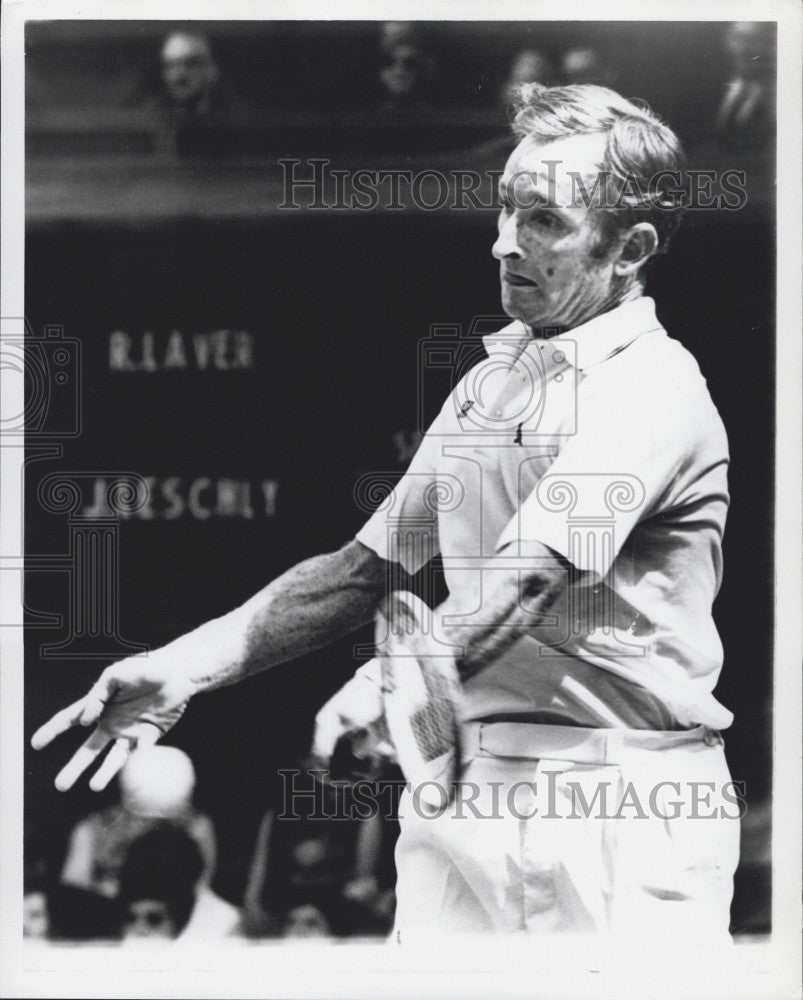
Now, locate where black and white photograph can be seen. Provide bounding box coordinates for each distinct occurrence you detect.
[1,2,800,997]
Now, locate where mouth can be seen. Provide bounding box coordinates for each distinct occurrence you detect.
[502,271,538,288]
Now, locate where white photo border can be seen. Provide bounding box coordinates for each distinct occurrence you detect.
[1,1,800,997]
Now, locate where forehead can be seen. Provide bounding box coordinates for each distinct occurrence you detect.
[501,133,608,206]
[162,35,210,63]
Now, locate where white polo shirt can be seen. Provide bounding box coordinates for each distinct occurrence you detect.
[356,297,732,731]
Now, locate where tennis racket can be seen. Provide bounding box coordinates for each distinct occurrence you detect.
[374,590,465,809]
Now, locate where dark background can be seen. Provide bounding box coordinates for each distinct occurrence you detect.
[23,20,774,933]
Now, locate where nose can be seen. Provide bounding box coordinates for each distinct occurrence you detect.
[492,212,523,260]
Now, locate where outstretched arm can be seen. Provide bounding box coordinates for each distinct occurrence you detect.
[32,540,398,790]
[183,538,393,691]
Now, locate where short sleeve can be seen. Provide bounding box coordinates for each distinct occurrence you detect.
[496,374,696,577]
[355,412,446,575]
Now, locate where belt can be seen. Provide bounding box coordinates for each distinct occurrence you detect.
[462,721,723,766]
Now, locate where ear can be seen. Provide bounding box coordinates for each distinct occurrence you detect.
[613,223,659,278]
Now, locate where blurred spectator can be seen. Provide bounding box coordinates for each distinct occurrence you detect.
[118,824,199,941]
[467,52,554,166]
[468,49,560,166]
[145,30,249,159]
[161,32,220,111]
[122,897,182,941]
[498,50,557,108]
[241,804,352,935]
[61,746,216,899]
[715,23,775,144]
[241,761,398,938]
[24,840,53,942]
[23,878,50,941]
[27,829,124,941]
[379,21,419,54]
[281,901,333,939]
[561,47,615,87]
[464,43,619,168]
[26,852,119,941]
[339,809,396,936]
[119,823,242,941]
[378,23,438,112]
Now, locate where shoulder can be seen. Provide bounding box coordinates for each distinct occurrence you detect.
[580,329,728,453]
[590,330,720,410]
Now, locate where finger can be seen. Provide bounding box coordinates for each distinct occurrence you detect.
[31,697,89,750]
[88,738,132,792]
[54,729,112,792]
[78,670,117,727]
[310,713,341,766]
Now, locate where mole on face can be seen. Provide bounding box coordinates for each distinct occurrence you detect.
[546,267,555,276]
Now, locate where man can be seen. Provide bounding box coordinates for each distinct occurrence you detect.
[377,23,439,113]
[33,83,738,939]
[160,31,222,117]
[149,31,241,159]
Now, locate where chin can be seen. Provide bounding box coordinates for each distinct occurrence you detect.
[500,287,526,322]
[501,287,547,327]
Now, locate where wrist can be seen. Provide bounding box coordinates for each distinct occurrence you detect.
[171,610,248,693]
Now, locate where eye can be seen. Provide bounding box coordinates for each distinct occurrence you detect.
[531,210,561,230]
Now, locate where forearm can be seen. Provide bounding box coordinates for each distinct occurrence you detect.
[440,541,570,679]
[170,540,393,692]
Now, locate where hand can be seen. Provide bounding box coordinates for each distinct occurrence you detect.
[30,653,197,792]
[310,660,392,770]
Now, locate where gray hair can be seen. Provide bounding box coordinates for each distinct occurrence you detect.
[511,83,687,257]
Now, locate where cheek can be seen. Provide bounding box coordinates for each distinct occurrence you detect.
[532,232,573,270]
[543,254,580,287]
[556,244,598,283]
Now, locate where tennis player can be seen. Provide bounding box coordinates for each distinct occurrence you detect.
[33,83,739,940]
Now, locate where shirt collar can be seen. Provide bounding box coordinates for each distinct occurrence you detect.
[482,297,664,372]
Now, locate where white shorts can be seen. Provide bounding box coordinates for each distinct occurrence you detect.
[393,723,740,939]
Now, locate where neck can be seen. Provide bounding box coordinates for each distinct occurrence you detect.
[530,280,643,339]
